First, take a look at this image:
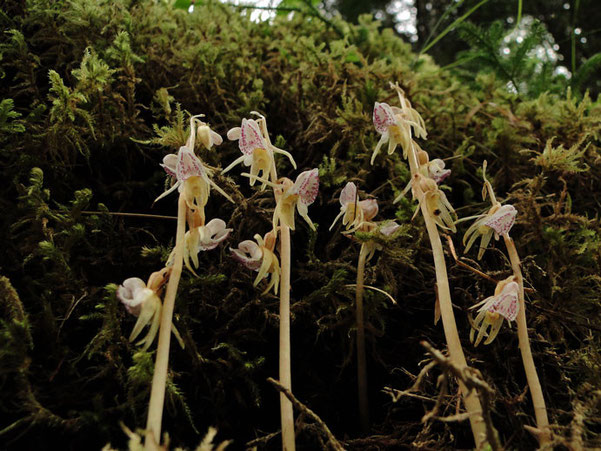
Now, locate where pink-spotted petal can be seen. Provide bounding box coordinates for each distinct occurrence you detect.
[339,182,357,206]
[176,146,205,181]
[161,154,178,177]
[373,102,397,134]
[239,119,267,155]
[484,204,517,236]
[293,168,319,206]
[490,282,519,321]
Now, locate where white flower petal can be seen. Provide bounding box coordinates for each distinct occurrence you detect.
[359,199,378,221]
[379,221,400,236]
[211,130,223,146]
[161,153,178,177]
[231,240,263,270]
[227,127,241,141]
[339,182,357,206]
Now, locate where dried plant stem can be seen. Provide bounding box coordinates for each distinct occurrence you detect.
[407,142,486,447]
[355,243,369,432]
[279,224,295,451]
[145,193,187,445]
[503,235,550,445]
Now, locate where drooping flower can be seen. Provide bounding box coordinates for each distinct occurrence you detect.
[362,220,402,261]
[463,204,517,259]
[329,182,378,232]
[427,159,451,184]
[371,83,427,165]
[196,122,223,150]
[116,268,183,351]
[412,173,457,232]
[156,145,233,210]
[463,162,517,259]
[470,277,519,346]
[183,218,232,273]
[224,113,296,189]
[394,149,451,204]
[183,114,223,151]
[273,168,319,231]
[231,231,280,294]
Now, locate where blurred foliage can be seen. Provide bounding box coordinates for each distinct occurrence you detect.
[0,0,600,449]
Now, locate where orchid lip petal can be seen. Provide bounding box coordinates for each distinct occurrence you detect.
[210,130,223,146]
[292,168,319,206]
[239,119,267,155]
[230,240,263,270]
[161,154,178,177]
[359,199,378,221]
[176,146,205,181]
[373,102,397,134]
[484,204,517,236]
[490,281,520,321]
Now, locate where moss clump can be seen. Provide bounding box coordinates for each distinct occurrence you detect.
[1,0,601,448]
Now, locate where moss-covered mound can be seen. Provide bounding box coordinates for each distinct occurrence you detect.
[1,1,600,449]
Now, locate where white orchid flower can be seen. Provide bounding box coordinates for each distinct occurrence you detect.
[155,145,233,208]
[231,231,280,294]
[183,218,232,273]
[273,168,319,231]
[463,161,517,259]
[330,182,378,232]
[470,277,519,346]
[224,113,296,190]
[116,269,183,351]
[371,83,427,165]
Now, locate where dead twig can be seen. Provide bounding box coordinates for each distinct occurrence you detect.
[421,341,502,451]
[267,377,344,451]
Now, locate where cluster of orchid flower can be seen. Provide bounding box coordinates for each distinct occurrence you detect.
[371,83,520,346]
[370,82,544,446]
[462,162,519,345]
[330,181,400,259]
[116,112,319,350]
[226,113,319,295]
[117,115,233,350]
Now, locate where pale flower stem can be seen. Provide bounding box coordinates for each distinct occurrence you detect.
[145,192,187,445]
[408,141,487,447]
[503,235,550,445]
[356,242,369,432]
[421,204,487,447]
[279,224,295,451]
